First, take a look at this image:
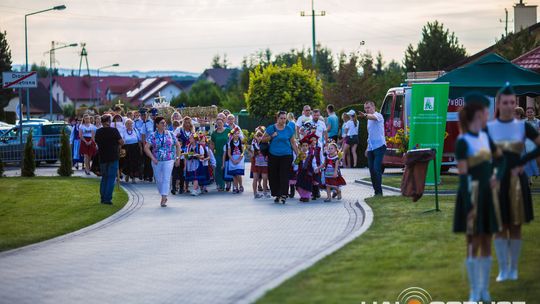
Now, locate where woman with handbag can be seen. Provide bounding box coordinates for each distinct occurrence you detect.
[144,116,181,207]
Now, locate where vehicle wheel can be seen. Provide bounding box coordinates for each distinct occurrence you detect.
[46,160,57,164]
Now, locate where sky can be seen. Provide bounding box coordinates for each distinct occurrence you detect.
[0,0,538,74]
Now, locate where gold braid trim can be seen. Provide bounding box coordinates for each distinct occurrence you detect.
[467,149,492,168]
[492,183,503,232]
[496,141,524,155]
[509,174,526,225]
[467,180,480,235]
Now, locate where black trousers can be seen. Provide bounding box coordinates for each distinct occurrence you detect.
[268,153,293,197]
[143,152,153,180]
[171,159,185,192]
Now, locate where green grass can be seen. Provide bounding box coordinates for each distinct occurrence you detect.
[363,174,459,191]
[257,195,540,303]
[0,177,128,252]
[363,174,540,192]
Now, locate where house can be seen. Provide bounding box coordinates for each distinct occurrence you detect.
[199,68,240,89]
[512,45,540,73]
[49,76,140,109]
[121,77,182,107]
[4,81,62,119]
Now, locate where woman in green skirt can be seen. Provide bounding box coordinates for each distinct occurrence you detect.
[454,93,502,302]
[210,117,231,191]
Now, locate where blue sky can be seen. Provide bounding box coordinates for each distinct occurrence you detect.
[0,0,537,73]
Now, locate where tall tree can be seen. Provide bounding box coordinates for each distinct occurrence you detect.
[0,30,13,120]
[186,80,223,107]
[495,29,540,60]
[211,54,229,69]
[404,21,467,71]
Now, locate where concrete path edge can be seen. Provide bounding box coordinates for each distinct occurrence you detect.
[236,198,374,304]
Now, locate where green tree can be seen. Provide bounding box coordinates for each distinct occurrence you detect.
[211,53,229,69]
[170,91,189,108]
[30,62,53,78]
[245,60,323,118]
[0,30,13,121]
[404,21,467,71]
[57,128,73,176]
[186,80,223,107]
[21,129,35,177]
[62,104,75,118]
[495,30,540,60]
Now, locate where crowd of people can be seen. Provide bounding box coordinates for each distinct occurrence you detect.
[67,103,387,206]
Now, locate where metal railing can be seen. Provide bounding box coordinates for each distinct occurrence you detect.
[0,134,63,164]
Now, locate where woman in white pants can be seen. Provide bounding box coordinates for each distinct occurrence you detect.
[144,116,181,207]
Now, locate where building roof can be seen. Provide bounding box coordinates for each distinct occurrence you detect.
[444,22,540,71]
[20,81,62,114]
[53,76,140,101]
[512,45,540,72]
[122,77,181,106]
[200,68,240,88]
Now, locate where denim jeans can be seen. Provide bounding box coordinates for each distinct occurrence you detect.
[100,160,119,203]
[367,145,386,195]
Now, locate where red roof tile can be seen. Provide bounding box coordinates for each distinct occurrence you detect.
[54,76,140,101]
[512,45,540,72]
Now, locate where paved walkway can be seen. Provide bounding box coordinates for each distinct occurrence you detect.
[0,167,374,304]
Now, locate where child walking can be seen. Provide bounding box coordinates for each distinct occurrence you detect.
[251,127,270,198]
[323,142,346,202]
[227,127,245,194]
[295,135,317,202]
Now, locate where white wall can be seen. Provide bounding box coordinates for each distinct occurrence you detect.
[51,82,73,108]
[142,84,182,106]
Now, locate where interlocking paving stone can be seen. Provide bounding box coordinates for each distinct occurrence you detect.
[0,167,373,304]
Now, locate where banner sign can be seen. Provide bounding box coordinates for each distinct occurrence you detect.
[2,71,37,89]
[408,83,449,185]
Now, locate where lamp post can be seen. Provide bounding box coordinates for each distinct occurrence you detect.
[95,64,119,107]
[300,0,325,66]
[24,4,66,121]
[49,42,77,120]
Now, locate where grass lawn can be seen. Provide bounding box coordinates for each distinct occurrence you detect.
[257,195,540,303]
[363,174,540,192]
[0,177,128,252]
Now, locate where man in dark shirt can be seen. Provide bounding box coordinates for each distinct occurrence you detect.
[95,114,124,204]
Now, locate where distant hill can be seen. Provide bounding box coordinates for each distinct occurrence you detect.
[11,64,200,79]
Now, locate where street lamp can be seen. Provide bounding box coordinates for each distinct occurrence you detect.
[95,64,119,107]
[24,4,66,120]
[48,42,77,120]
[300,0,326,66]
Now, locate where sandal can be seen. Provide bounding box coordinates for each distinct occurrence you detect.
[324,198,331,202]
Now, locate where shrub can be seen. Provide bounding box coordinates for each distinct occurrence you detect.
[245,60,323,118]
[57,128,73,176]
[21,129,35,177]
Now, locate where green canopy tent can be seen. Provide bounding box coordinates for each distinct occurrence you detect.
[434,53,540,99]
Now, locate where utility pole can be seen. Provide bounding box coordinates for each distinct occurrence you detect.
[300,0,325,66]
[78,43,90,76]
[499,8,513,38]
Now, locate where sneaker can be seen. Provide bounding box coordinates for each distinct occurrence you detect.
[264,192,272,199]
[191,189,200,196]
[171,189,177,195]
[280,196,287,204]
[254,193,263,199]
[332,190,338,198]
[274,196,280,203]
[239,186,244,192]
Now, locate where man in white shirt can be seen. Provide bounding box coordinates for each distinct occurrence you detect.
[296,105,312,137]
[310,109,328,145]
[358,101,387,196]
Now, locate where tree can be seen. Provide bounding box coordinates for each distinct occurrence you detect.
[57,128,73,176]
[0,30,13,121]
[186,80,223,107]
[495,29,540,60]
[170,92,189,108]
[211,53,229,69]
[30,62,51,78]
[62,104,75,118]
[21,129,35,177]
[245,60,323,117]
[404,21,467,71]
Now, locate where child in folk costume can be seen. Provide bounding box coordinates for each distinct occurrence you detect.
[307,132,325,200]
[454,93,504,302]
[185,133,207,196]
[251,127,270,198]
[70,118,83,169]
[295,135,318,202]
[198,132,214,193]
[227,127,245,194]
[222,143,234,191]
[323,142,346,202]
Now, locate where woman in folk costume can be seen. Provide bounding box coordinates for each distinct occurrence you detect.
[453,93,503,302]
[227,126,246,194]
[197,132,214,192]
[323,142,346,202]
[79,114,97,175]
[295,134,317,202]
[70,117,83,169]
[487,83,540,283]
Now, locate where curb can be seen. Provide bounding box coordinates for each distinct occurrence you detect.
[236,190,374,304]
[0,183,143,258]
[355,179,456,195]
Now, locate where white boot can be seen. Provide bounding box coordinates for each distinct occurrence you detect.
[466,258,480,302]
[508,239,522,280]
[494,238,509,282]
[479,257,492,302]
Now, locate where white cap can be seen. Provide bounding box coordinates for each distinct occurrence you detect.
[346,109,356,116]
